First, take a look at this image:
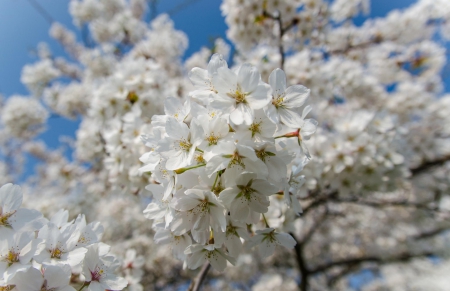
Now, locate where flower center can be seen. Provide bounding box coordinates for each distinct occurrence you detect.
[0,211,15,227]
[177,139,192,151]
[237,179,256,200]
[191,198,212,215]
[249,121,262,137]
[226,225,238,237]
[195,153,206,164]
[91,267,105,282]
[206,133,220,146]
[227,85,248,104]
[6,250,19,264]
[272,96,284,108]
[78,235,89,245]
[50,248,63,259]
[226,151,245,168]
[255,149,275,162]
[262,230,277,243]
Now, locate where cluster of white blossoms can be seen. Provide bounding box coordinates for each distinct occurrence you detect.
[0,96,49,139]
[0,183,130,291]
[140,53,317,271]
[70,0,147,44]
[221,0,309,51]
[302,111,406,196]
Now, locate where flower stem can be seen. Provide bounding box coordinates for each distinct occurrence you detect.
[174,163,206,174]
[274,130,300,139]
[77,282,89,291]
[211,172,220,191]
[262,214,270,228]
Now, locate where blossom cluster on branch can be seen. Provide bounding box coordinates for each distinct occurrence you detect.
[0,183,131,291]
[140,54,316,270]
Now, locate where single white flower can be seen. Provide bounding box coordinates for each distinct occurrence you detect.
[82,244,128,291]
[34,222,87,268]
[195,115,230,153]
[160,117,203,170]
[12,265,75,291]
[211,63,270,125]
[264,68,310,128]
[189,53,228,104]
[185,244,235,272]
[219,172,278,224]
[0,231,41,283]
[170,188,226,244]
[205,141,268,179]
[0,183,44,235]
[143,183,174,227]
[153,227,192,260]
[163,97,190,123]
[247,228,296,258]
[214,217,249,257]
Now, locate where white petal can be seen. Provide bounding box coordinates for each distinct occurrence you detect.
[207,54,228,75]
[237,63,260,92]
[101,275,128,290]
[279,108,304,128]
[165,118,189,140]
[165,152,189,171]
[11,267,43,290]
[189,67,209,87]
[263,104,280,124]
[164,97,183,116]
[0,184,22,214]
[275,232,297,249]
[208,251,227,272]
[258,240,276,258]
[44,265,71,289]
[171,196,199,211]
[230,103,253,125]
[283,85,310,108]
[213,67,237,94]
[269,68,287,96]
[143,203,165,220]
[247,84,270,109]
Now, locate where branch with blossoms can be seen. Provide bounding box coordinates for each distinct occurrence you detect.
[283,153,450,290]
[139,53,317,288]
[0,183,129,291]
[261,10,301,70]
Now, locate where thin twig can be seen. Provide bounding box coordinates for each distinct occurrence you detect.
[310,251,434,275]
[331,196,441,213]
[166,0,201,16]
[188,262,211,291]
[25,0,54,24]
[263,11,285,70]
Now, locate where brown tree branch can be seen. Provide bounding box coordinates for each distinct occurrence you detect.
[291,233,309,291]
[187,262,211,291]
[309,251,434,275]
[410,155,450,176]
[331,196,443,213]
